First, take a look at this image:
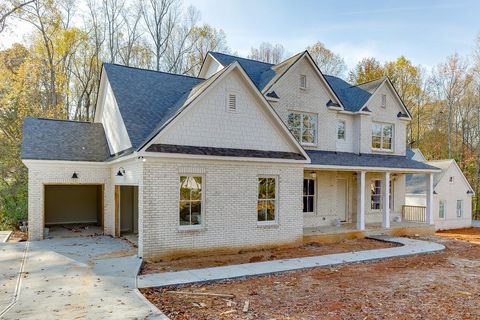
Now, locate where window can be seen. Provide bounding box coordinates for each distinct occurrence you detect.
[303,179,315,213]
[456,200,463,218]
[439,200,446,219]
[179,176,203,227]
[449,176,454,183]
[227,93,237,112]
[371,180,381,210]
[381,94,387,108]
[257,177,277,223]
[300,75,307,89]
[372,123,393,151]
[337,120,346,141]
[287,112,317,144]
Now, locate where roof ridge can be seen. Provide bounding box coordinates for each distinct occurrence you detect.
[209,51,275,66]
[103,63,205,80]
[29,117,93,124]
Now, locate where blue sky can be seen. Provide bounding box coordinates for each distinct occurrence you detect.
[1,0,478,70]
[187,0,479,69]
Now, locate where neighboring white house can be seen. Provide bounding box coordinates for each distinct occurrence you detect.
[406,149,474,230]
[21,51,439,260]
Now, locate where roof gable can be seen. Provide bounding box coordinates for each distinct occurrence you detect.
[361,78,412,119]
[142,62,309,161]
[102,63,203,150]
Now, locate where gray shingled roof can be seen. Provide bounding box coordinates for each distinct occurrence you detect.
[307,150,439,171]
[103,63,204,149]
[21,118,110,162]
[146,144,306,160]
[210,52,374,112]
[209,52,276,90]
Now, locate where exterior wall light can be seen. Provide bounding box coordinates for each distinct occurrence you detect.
[72,172,79,179]
[116,167,125,177]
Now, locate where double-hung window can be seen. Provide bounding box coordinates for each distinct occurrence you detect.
[257,177,277,223]
[439,200,446,219]
[287,112,317,145]
[372,123,393,151]
[179,176,203,227]
[303,179,315,213]
[456,200,463,218]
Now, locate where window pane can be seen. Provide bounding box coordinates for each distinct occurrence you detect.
[291,127,301,141]
[258,178,267,199]
[180,176,190,200]
[303,179,308,195]
[302,128,315,143]
[257,200,266,221]
[266,200,276,221]
[179,202,191,225]
[265,178,276,199]
[372,124,382,137]
[190,201,202,225]
[337,121,346,140]
[372,136,381,149]
[382,137,392,150]
[383,125,392,138]
[307,196,314,212]
[190,177,202,200]
[308,179,315,195]
[287,113,301,128]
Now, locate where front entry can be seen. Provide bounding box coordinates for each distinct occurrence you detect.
[336,179,348,222]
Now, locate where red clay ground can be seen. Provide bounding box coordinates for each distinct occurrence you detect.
[142,228,480,320]
[141,238,396,273]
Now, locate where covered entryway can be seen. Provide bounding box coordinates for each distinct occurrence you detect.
[115,186,139,244]
[44,185,103,235]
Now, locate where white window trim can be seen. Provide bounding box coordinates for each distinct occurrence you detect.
[372,122,394,152]
[300,74,307,90]
[287,111,318,146]
[257,175,279,226]
[178,174,205,231]
[303,178,316,213]
[439,200,446,220]
[456,199,463,218]
[337,119,346,141]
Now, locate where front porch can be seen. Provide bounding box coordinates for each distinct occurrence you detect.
[303,221,435,243]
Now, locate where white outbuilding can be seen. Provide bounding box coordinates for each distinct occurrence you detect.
[406,149,474,230]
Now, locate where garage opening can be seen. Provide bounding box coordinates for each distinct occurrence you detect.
[116,185,139,245]
[44,185,103,237]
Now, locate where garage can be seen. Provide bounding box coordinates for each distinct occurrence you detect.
[44,185,103,227]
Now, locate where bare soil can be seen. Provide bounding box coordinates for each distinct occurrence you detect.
[7,230,27,242]
[141,238,396,273]
[142,229,480,320]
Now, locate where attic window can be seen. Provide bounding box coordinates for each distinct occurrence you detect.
[381,94,387,108]
[227,93,237,112]
[300,75,307,89]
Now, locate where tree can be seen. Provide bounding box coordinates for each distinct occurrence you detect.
[306,41,346,76]
[0,0,35,33]
[348,57,384,84]
[248,42,285,64]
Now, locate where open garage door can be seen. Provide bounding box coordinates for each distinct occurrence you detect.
[44,185,103,226]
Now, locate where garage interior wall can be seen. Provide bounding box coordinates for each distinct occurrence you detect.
[44,185,103,225]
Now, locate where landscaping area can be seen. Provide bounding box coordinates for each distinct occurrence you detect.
[142,228,480,320]
[140,238,397,273]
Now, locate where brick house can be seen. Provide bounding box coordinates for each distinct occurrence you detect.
[21,51,439,259]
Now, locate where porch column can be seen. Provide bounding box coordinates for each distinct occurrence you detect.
[426,173,434,225]
[356,171,366,230]
[382,172,390,229]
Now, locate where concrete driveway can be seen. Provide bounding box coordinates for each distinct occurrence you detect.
[0,236,166,319]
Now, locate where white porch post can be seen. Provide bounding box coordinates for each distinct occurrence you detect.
[426,173,434,225]
[357,171,366,230]
[382,172,390,229]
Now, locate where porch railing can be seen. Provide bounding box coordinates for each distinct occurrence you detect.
[402,205,426,223]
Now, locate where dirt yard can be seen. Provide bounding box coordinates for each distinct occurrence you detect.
[141,238,396,273]
[142,228,480,320]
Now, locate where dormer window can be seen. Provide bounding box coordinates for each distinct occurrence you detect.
[227,93,237,112]
[300,75,307,89]
[381,94,387,108]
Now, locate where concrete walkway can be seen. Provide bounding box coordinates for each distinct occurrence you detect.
[0,231,12,243]
[473,220,480,227]
[138,236,445,289]
[0,236,166,320]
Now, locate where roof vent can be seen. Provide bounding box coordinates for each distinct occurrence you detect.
[266,91,280,99]
[227,93,237,112]
[397,112,409,118]
[361,106,371,112]
[326,100,340,108]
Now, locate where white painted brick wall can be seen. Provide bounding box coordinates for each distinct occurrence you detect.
[26,163,114,240]
[140,157,304,259]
